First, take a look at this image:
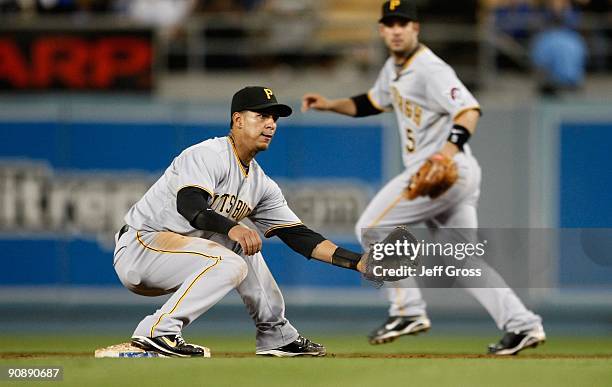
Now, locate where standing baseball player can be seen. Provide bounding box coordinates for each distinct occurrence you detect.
[113,86,372,357]
[302,0,546,355]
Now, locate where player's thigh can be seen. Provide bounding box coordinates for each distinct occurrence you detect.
[430,197,479,229]
[357,153,480,233]
[116,230,245,295]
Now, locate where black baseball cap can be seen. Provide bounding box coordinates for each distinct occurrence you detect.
[231,86,292,118]
[379,0,418,23]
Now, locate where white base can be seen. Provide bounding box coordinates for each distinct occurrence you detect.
[94,342,211,358]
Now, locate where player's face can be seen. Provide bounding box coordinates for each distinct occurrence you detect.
[237,110,278,151]
[379,18,420,56]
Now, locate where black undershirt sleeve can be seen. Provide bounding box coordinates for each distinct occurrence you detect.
[274,225,363,272]
[351,93,384,117]
[273,225,326,259]
[177,186,237,235]
[178,188,363,270]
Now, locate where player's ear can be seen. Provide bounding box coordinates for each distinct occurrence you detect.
[378,23,385,37]
[412,22,420,34]
[232,112,243,130]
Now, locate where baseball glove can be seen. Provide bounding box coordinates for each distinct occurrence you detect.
[360,226,420,283]
[406,153,458,200]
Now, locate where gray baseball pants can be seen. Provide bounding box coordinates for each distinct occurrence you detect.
[356,152,542,332]
[113,228,299,351]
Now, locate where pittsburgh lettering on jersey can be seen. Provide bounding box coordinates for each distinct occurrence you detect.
[391,87,422,127]
[405,127,416,153]
[211,193,252,222]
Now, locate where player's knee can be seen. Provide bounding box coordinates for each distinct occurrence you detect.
[235,259,248,283]
[221,252,248,285]
[126,270,141,287]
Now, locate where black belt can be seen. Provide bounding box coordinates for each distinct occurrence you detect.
[117,224,130,240]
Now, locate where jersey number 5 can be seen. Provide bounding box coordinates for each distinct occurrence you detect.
[405,127,416,153]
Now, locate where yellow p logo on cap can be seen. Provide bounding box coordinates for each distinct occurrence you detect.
[264,88,274,100]
[390,0,400,11]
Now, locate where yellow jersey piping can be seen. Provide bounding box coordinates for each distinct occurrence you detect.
[135,231,222,337]
[400,45,426,72]
[227,136,249,178]
[264,222,304,238]
[178,185,214,199]
[453,105,482,121]
[367,91,392,112]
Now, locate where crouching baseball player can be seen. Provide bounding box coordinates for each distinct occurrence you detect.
[113,86,381,358]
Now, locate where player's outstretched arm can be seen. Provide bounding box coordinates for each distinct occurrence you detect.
[271,225,365,273]
[273,225,417,282]
[301,93,357,116]
[302,92,385,119]
[311,239,367,273]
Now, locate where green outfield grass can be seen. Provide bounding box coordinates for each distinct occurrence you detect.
[1,334,611,387]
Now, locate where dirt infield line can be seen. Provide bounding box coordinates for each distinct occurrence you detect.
[2,352,611,360]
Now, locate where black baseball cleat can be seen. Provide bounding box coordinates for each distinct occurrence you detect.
[368,315,431,345]
[487,326,546,355]
[255,335,326,357]
[131,334,210,358]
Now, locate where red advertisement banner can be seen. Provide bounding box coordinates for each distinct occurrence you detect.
[0,29,153,92]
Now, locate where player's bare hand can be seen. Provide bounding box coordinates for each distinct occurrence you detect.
[228,225,262,256]
[301,93,330,112]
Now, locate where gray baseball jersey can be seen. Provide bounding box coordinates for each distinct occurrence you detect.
[367,45,480,168]
[114,136,301,350]
[125,136,302,246]
[356,45,541,332]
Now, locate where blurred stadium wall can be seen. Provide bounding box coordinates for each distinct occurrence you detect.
[1,1,611,333]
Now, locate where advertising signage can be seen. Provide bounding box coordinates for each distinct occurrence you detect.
[0,28,153,92]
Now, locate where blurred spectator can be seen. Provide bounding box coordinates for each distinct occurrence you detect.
[493,0,539,40]
[115,0,196,26]
[541,0,580,27]
[36,0,111,14]
[1,0,112,16]
[259,0,315,67]
[530,0,587,95]
[114,0,197,39]
[195,0,266,69]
